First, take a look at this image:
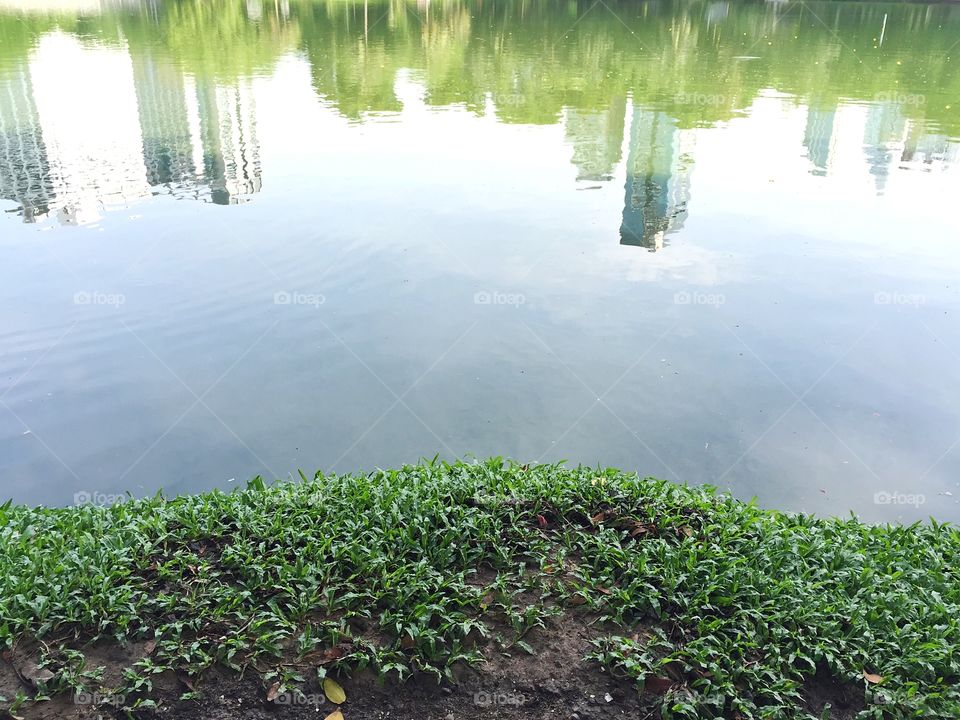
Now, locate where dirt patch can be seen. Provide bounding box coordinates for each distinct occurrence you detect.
[1,639,158,720]
[142,611,648,719]
[800,669,866,720]
[9,612,650,720]
[4,613,866,720]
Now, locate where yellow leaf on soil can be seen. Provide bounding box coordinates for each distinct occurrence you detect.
[323,677,347,704]
[323,711,344,720]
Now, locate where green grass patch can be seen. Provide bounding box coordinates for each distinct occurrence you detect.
[0,460,958,718]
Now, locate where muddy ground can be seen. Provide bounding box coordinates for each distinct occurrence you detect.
[3,613,864,720]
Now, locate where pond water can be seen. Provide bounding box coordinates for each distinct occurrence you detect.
[1,0,959,521]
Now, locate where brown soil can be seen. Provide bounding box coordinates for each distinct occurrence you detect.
[800,669,868,720]
[3,613,864,720]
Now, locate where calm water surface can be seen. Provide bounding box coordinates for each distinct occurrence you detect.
[1,0,959,521]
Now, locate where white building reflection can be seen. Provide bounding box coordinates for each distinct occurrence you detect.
[29,32,150,225]
[133,54,262,206]
[0,30,262,225]
[565,99,694,252]
[802,100,959,190]
[562,93,957,253]
[0,52,52,221]
[1,15,957,233]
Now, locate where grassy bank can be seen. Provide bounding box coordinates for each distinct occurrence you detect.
[1,460,958,719]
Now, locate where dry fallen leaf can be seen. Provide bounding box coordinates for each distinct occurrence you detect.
[323,677,347,704]
[266,681,281,702]
[863,671,884,684]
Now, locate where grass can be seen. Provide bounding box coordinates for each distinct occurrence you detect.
[0,459,958,719]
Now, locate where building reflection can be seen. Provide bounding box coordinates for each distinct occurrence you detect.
[564,97,627,182]
[863,102,907,194]
[901,125,959,171]
[801,101,959,190]
[0,32,262,225]
[565,100,694,252]
[619,106,694,252]
[134,53,262,206]
[563,95,956,253]
[0,57,53,221]
[1,1,959,233]
[803,107,836,178]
